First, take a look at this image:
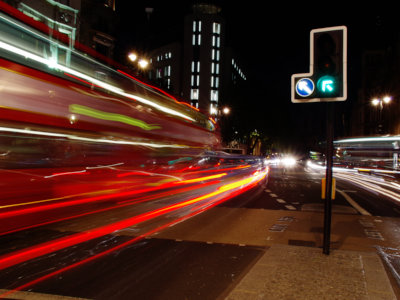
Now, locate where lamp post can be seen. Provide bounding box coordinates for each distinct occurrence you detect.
[127,51,149,76]
[371,96,392,134]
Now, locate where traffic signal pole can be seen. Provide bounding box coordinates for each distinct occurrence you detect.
[291,26,347,255]
[323,102,334,255]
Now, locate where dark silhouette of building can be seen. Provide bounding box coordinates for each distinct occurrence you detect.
[148,3,247,118]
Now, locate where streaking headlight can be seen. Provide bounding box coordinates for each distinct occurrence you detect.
[282,157,296,167]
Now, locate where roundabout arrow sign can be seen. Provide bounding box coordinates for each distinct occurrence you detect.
[295,78,314,97]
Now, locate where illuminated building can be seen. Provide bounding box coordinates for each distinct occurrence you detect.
[149,3,247,117]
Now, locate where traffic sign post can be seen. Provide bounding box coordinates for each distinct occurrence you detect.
[291,26,348,255]
[291,26,347,103]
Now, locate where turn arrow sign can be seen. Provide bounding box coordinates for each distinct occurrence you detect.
[322,79,334,92]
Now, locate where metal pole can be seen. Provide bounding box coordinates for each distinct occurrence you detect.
[323,102,334,255]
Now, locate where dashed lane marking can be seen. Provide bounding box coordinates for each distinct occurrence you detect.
[269,224,288,232]
[269,193,278,197]
[276,199,286,204]
[285,205,296,210]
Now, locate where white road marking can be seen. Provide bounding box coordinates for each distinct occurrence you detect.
[337,189,371,216]
[276,199,286,203]
[269,193,278,197]
[285,205,296,210]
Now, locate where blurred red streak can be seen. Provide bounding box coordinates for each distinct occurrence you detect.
[0,171,266,298]
[0,171,267,271]
[171,164,251,175]
[0,180,219,236]
[0,173,227,219]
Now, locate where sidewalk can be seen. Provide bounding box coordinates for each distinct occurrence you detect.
[155,206,400,299]
[226,244,395,299]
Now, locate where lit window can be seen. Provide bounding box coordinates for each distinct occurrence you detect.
[193,21,196,32]
[191,100,198,108]
[198,34,201,45]
[192,61,200,73]
[198,20,202,32]
[192,75,199,87]
[191,89,199,100]
[213,22,220,34]
[211,90,218,101]
[210,104,218,115]
[192,34,196,46]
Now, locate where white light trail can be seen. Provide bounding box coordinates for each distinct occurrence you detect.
[0,126,188,149]
[0,40,195,122]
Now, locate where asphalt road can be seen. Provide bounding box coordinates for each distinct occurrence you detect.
[223,163,400,218]
[2,162,400,299]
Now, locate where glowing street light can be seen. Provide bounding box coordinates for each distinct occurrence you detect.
[383,96,392,103]
[128,52,137,62]
[371,95,392,108]
[371,95,393,133]
[138,58,149,69]
[128,52,149,70]
[371,98,380,106]
[222,107,230,115]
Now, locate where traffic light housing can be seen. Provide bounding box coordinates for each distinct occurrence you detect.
[291,26,347,103]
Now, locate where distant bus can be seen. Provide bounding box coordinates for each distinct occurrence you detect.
[334,136,400,170]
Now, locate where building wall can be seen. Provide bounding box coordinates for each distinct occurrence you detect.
[182,8,225,115]
[148,4,246,120]
[149,42,181,96]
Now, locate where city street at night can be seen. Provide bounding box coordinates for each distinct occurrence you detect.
[2,0,400,299]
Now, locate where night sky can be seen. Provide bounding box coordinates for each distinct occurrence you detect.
[114,1,400,152]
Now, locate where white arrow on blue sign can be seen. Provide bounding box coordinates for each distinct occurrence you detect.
[295,78,315,97]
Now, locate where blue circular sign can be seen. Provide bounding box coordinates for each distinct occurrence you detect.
[296,78,315,97]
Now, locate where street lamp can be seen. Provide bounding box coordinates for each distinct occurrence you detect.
[128,52,137,62]
[222,107,230,115]
[372,95,392,108]
[371,95,392,133]
[127,52,149,73]
[138,58,149,69]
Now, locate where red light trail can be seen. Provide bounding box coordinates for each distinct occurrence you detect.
[0,169,267,272]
